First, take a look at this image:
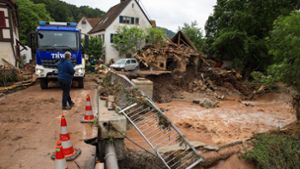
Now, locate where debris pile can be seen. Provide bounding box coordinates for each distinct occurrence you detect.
[0,64,36,95]
[136,42,253,102]
[187,68,251,95]
[134,42,205,73]
[95,64,109,74]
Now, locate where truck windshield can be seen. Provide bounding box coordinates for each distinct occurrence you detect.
[38,31,79,50]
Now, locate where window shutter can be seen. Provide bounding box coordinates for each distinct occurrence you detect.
[131,17,135,24]
[119,16,123,23]
[135,18,139,25]
[110,34,114,43]
[0,11,6,28]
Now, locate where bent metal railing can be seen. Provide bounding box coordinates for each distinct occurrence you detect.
[107,71,204,169]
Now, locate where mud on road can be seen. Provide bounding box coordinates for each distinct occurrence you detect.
[0,76,97,169]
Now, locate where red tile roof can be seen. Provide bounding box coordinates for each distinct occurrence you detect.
[86,18,101,28]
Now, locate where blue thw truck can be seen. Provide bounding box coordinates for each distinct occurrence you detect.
[32,21,87,89]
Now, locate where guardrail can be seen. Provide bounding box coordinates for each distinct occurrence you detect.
[107,71,204,169]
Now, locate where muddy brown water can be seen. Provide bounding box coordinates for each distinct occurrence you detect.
[158,92,296,146]
[125,91,296,168]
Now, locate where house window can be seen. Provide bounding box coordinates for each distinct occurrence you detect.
[132,3,134,8]
[82,20,86,24]
[110,34,116,43]
[0,11,6,28]
[120,16,136,24]
[123,16,132,24]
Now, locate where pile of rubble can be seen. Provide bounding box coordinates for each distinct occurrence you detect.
[0,64,36,95]
[187,68,251,95]
[134,42,206,73]
[135,41,253,101]
[95,64,109,74]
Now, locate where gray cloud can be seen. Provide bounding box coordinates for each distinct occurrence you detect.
[61,0,216,32]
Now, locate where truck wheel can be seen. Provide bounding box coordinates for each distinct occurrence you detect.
[40,79,48,89]
[78,78,84,88]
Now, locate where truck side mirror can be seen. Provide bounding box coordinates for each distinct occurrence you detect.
[84,35,89,50]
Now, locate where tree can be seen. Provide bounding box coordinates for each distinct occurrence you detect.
[86,36,104,60]
[17,0,52,44]
[146,28,166,46]
[180,21,204,51]
[267,11,300,90]
[205,0,300,75]
[31,0,105,22]
[112,26,145,57]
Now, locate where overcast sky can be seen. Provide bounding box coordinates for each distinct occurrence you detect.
[61,0,217,32]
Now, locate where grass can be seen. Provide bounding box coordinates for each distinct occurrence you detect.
[244,133,300,169]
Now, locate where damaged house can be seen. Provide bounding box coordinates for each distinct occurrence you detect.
[135,31,204,73]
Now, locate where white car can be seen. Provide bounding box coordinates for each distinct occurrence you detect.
[110,58,139,71]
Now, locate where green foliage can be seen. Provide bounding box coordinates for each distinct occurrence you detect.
[250,71,274,85]
[31,0,105,22]
[86,37,104,60]
[180,21,204,51]
[267,11,300,90]
[205,0,300,74]
[146,28,166,46]
[17,0,52,44]
[112,26,145,57]
[244,133,300,169]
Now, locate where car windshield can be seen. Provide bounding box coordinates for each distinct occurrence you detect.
[38,31,79,50]
[115,59,126,64]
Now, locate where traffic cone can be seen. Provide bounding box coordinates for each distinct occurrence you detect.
[55,141,68,169]
[60,114,81,161]
[81,94,95,123]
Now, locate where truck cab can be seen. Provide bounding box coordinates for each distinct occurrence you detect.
[34,21,85,89]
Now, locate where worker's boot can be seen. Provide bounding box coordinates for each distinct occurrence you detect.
[62,106,72,110]
[69,102,75,107]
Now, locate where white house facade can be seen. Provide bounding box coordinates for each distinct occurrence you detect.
[0,0,20,67]
[89,0,153,64]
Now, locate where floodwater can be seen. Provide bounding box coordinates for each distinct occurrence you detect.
[159,92,296,145]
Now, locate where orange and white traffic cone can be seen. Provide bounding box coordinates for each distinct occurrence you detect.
[60,114,81,161]
[55,140,68,169]
[81,94,95,123]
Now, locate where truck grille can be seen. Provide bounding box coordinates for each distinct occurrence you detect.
[41,59,76,69]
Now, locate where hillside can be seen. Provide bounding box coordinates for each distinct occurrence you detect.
[158,27,176,38]
[31,0,105,22]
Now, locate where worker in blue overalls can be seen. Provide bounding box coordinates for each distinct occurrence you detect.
[57,51,75,110]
